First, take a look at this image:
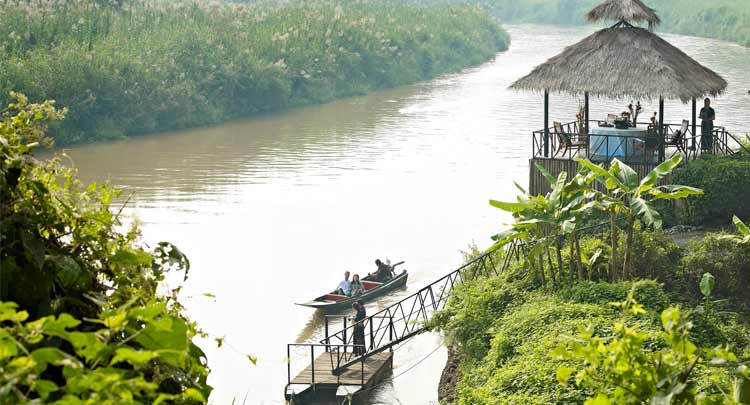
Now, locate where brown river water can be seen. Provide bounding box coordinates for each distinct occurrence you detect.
[59,25,750,404]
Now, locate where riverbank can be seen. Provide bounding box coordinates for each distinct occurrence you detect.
[474,0,750,47]
[433,227,750,403]
[0,0,509,145]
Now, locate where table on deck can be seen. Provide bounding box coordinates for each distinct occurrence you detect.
[590,126,648,158]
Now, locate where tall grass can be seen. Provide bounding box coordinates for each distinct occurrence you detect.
[0,0,509,144]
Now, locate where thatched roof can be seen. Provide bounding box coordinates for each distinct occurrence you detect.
[587,0,661,29]
[510,25,727,103]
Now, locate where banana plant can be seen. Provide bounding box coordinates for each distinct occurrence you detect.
[574,155,703,279]
[720,216,750,245]
[490,163,597,285]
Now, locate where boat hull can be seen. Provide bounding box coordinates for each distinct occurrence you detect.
[296,271,408,311]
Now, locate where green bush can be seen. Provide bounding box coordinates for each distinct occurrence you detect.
[431,275,527,360]
[436,271,749,403]
[0,0,509,145]
[681,233,750,311]
[672,157,750,226]
[0,95,211,402]
[557,279,671,311]
[462,0,750,46]
[629,225,684,283]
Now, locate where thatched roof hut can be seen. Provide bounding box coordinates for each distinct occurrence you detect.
[510,24,727,103]
[587,0,661,30]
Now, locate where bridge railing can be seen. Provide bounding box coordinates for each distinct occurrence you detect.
[320,239,527,373]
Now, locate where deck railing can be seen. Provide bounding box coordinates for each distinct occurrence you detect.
[532,119,747,164]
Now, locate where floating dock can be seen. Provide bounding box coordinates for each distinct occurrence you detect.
[286,351,393,403]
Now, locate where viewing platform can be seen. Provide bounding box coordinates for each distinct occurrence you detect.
[527,118,748,195]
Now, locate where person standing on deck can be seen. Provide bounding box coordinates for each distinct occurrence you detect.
[352,301,367,356]
[699,98,716,152]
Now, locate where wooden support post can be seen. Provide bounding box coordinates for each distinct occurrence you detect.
[692,98,697,150]
[584,91,590,135]
[658,97,665,162]
[310,346,315,385]
[544,90,550,158]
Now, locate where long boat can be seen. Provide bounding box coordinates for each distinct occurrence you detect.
[296,263,408,311]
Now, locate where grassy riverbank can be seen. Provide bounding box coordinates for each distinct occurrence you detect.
[432,156,750,404]
[0,0,508,145]
[434,228,750,404]
[434,0,750,47]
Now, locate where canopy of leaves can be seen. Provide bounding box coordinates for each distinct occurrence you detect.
[0,94,210,403]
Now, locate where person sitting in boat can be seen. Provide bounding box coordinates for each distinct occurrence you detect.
[369,259,394,282]
[350,274,364,296]
[334,271,351,296]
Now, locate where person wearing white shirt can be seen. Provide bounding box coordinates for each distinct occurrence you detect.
[334,271,351,296]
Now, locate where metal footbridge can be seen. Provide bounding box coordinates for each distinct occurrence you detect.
[285,240,525,401]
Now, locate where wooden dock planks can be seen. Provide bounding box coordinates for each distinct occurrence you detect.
[290,351,393,387]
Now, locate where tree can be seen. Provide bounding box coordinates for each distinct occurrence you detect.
[575,156,703,279]
[0,93,211,403]
[490,163,597,286]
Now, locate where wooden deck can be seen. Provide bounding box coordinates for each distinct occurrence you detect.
[290,351,393,387]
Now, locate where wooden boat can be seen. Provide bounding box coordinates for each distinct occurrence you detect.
[296,263,408,311]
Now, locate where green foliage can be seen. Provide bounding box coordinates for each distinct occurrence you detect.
[671,157,750,226]
[0,0,509,144]
[0,95,211,403]
[554,291,745,404]
[430,275,527,360]
[434,277,673,404]
[681,233,750,312]
[556,279,671,312]
[443,0,750,47]
[491,156,700,287]
[629,224,684,283]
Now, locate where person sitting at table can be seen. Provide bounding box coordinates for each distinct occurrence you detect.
[699,98,716,152]
[649,112,658,128]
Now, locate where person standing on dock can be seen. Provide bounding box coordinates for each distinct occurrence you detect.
[699,98,716,152]
[352,300,367,356]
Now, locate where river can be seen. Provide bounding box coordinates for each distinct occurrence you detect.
[60,24,750,404]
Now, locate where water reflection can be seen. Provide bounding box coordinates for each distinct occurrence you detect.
[59,24,750,404]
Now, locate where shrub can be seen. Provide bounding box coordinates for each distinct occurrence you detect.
[672,156,750,226]
[430,275,527,360]
[681,233,750,311]
[629,225,684,284]
[556,279,671,312]
[0,95,211,402]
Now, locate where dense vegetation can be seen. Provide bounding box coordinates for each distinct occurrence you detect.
[0,0,508,145]
[429,0,750,46]
[432,157,750,404]
[0,95,213,403]
[670,154,750,226]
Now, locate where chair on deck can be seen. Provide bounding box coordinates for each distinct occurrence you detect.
[633,125,659,159]
[664,119,689,153]
[553,121,588,157]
